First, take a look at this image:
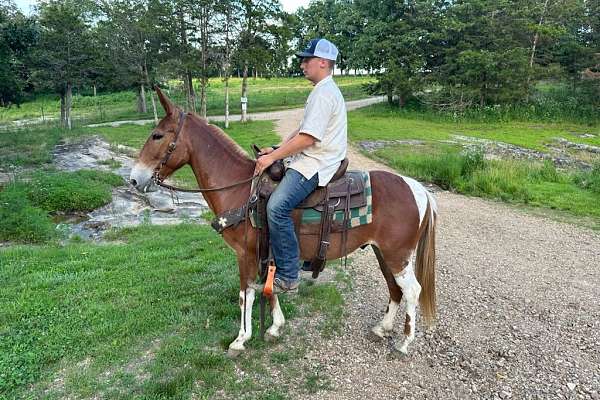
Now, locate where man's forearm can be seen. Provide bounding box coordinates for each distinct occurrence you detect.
[282,129,299,144]
[270,132,315,160]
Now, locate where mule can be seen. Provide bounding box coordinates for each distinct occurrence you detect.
[129,87,438,356]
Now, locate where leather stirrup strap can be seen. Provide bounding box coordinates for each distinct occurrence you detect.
[341,178,351,268]
[311,187,334,278]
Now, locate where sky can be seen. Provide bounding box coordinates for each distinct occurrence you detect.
[14,0,311,14]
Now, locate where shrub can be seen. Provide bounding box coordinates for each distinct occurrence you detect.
[25,170,123,212]
[0,185,56,243]
[573,163,600,194]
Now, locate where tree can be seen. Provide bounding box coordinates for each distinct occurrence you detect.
[236,0,283,121]
[34,0,94,129]
[0,1,38,107]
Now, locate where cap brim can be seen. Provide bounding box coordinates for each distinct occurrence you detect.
[295,51,315,58]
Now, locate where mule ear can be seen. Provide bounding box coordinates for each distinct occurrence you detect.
[155,85,176,116]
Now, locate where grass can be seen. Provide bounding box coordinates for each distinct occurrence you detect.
[0,224,349,399]
[349,103,600,151]
[0,170,124,243]
[370,143,600,226]
[348,103,600,227]
[0,76,374,125]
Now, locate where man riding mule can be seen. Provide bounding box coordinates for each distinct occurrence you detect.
[129,45,438,357]
[254,38,347,294]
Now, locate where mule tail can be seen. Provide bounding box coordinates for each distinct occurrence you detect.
[415,191,437,326]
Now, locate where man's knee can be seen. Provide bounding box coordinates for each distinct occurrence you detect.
[266,194,290,221]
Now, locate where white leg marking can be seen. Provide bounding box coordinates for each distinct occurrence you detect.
[229,288,256,352]
[372,299,400,338]
[393,260,421,354]
[266,295,285,338]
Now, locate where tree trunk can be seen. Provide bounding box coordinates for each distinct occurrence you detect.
[224,7,231,129]
[225,75,230,128]
[143,61,158,124]
[199,6,209,118]
[65,83,72,130]
[527,0,550,100]
[140,83,148,114]
[137,87,145,113]
[241,63,248,122]
[187,70,196,112]
[398,93,406,108]
[60,92,66,128]
[93,84,97,97]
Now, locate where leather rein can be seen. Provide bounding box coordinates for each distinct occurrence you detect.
[151,110,257,193]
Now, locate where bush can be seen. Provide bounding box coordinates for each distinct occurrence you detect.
[573,163,600,194]
[0,185,56,243]
[24,170,123,213]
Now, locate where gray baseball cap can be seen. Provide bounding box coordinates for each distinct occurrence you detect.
[295,38,339,61]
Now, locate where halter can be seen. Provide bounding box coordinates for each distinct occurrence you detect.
[151,110,188,185]
[150,110,256,193]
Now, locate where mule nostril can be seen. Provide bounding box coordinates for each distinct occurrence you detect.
[130,178,137,187]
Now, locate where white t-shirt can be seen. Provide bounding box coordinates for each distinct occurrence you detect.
[287,75,347,186]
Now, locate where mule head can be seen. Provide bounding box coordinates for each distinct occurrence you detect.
[129,86,189,192]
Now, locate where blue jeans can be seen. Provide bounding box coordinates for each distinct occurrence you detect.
[267,169,318,284]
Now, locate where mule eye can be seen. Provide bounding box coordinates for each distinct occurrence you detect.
[152,133,164,140]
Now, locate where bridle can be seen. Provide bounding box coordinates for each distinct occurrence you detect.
[150,110,256,193]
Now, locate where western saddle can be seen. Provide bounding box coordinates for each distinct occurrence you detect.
[252,152,366,280]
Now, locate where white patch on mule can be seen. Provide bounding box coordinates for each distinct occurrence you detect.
[372,299,400,338]
[400,176,429,225]
[229,288,256,352]
[393,259,421,354]
[266,295,285,338]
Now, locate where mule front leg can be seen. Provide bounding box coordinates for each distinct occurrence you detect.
[228,287,256,357]
[265,294,285,341]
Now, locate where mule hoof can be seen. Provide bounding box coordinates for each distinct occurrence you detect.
[264,332,279,343]
[370,326,391,341]
[387,349,409,361]
[393,343,409,355]
[227,347,244,358]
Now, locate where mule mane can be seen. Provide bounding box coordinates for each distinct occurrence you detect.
[186,112,252,162]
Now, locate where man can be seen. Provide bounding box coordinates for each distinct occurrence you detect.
[254,38,348,294]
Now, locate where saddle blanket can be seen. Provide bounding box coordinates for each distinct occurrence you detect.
[250,171,372,229]
[300,171,372,228]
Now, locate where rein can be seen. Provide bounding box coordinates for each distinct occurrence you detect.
[151,110,257,193]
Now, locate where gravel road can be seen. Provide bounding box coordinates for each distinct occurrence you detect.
[270,101,600,400]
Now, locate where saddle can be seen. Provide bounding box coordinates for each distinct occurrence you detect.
[254,156,366,279]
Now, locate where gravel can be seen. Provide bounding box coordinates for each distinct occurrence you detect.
[265,106,600,400]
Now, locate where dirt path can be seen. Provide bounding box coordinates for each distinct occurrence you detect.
[270,109,600,399]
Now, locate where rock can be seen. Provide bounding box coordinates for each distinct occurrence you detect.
[567,383,576,391]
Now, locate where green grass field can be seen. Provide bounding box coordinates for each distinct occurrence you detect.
[349,104,600,228]
[0,118,345,398]
[0,224,347,399]
[349,104,600,150]
[0,76,375,125]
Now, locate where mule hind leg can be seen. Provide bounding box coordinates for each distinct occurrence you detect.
[371,245,403,339]
[374,246,422,354]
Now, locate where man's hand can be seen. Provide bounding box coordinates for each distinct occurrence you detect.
[254,154,275,176]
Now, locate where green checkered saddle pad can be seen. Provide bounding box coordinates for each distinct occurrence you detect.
[300,171,372,228]
[251,171,373,229]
